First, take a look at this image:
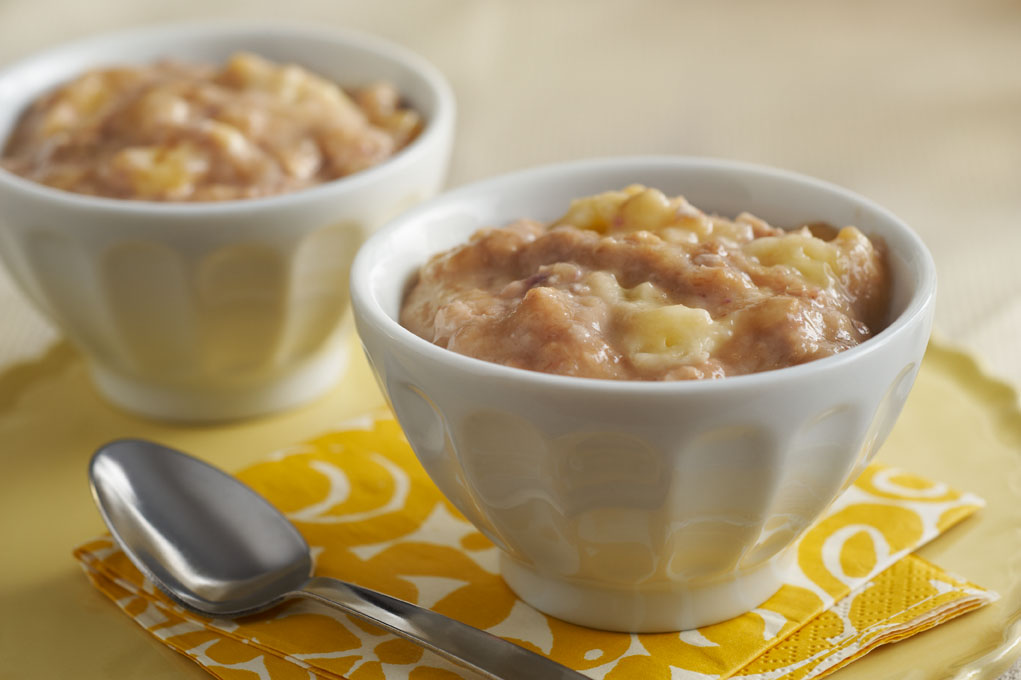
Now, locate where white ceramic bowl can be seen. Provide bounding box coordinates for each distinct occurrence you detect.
[0,23,454,421]
[351,157,936,632]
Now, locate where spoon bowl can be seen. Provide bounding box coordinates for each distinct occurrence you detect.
[90,439,311,615]
[89,438,586,680]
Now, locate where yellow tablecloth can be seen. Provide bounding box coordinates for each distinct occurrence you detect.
[1,341,1020,678]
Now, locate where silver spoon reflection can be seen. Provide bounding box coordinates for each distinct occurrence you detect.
[89,439,586,680]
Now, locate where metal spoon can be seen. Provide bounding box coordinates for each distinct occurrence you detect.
[89,439,587,680]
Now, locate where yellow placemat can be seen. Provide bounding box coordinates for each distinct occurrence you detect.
[74,418,995,680]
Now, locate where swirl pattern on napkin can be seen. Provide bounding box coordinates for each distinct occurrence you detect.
[75,417,993,680]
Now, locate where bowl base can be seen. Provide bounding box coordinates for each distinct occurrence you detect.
[89,343,348,423]
[499,548,793,633]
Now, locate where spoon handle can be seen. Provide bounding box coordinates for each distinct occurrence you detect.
[300,577,588,679]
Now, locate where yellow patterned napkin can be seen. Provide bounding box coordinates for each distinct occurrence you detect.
[74,418,995,680]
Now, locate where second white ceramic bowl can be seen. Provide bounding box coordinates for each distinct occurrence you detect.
[0,23,454,421]
[351,157,936,632]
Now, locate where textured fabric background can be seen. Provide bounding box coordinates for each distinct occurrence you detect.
[0,0,1018,677]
